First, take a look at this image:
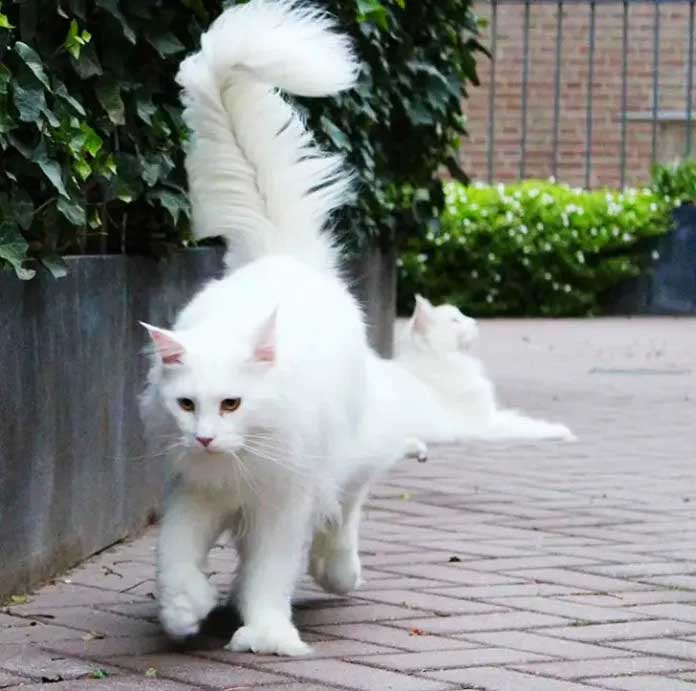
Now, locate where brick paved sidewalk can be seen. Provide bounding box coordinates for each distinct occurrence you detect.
[2,318,695,690]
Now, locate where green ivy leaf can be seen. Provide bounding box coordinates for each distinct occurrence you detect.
[70,42,102,79]
[8,190,33,230]
[150,189,188,224]
[54,80,86,116]
[95,79,125,125]
[40,254,68,278]
[0,227,35,279]
[12,73,47,122]
[81,124,102,156]
[0,64,10,96]
[14,42,51,90]
[356,0,389,29]
[33,142,69,197]
[320,116,350,150]
[74,156,91,180]
[135,92,156,125]
[96,0,136,44]
[64,19,91,59]
[57,196,86,225]
[146,32,185,57]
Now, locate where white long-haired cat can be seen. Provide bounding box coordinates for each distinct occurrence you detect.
[139,0,445,657]
[394,295,575,441]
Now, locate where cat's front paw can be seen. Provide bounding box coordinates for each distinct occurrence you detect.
[158,566,218,639]
[227,621,310,656]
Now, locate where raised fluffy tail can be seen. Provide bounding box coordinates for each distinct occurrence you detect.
[176,0,358,273]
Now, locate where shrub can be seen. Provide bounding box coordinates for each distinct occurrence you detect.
[398,180,675,317]
[0,0,224,279]
[0,0,484,279]
[651,160,696,204]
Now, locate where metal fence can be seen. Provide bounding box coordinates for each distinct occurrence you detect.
[482,0,695,188]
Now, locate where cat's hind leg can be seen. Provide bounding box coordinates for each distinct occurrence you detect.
[310,483,368,595]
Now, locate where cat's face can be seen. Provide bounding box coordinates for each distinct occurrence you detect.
[409,294,478,353]
[142,312,277,455]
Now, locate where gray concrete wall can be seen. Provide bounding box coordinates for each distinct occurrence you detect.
[0,250,225,597]
[0,245,394,597]
[349,244,396,358]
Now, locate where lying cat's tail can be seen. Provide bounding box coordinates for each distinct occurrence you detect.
[483,408,576,442]
[176,0,357,274]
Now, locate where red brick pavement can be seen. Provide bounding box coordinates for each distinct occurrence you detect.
[1,319,695,690]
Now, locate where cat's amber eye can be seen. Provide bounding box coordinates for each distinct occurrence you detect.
[177,398,195,412]
[220,398,242,413]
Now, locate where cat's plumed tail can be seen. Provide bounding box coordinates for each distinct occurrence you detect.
[176,0,358,273]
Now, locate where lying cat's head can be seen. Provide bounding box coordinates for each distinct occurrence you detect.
[142,310,278,456]
[408,294,478,353]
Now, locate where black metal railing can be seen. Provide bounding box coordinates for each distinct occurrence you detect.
[480,0,696,187]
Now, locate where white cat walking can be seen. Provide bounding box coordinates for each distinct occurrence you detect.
[140,0,403,657]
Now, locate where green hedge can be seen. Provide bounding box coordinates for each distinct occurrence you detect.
[398,180,677,317]
[652,160,696,204]
[0,0,483,279]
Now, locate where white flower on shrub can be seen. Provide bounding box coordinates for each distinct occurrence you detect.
[590,227,598,236]
[528,188,539,199]
[544,272,552,280]
[541,193,554,206]
[519,224,528,234]
[488,252,496,262]
[564,284,571,293]
[513,190,522,200]
[612,227,620,237]
[649,202,658,212]
[494,273,501,282]
[536,222,544,230]
[561,213,569,227]
[548,175,556,183]
[417,253,428,263]
[471,269,479,278]
[426,231,435,241]
[505,211,514,223]
[651,250,660,260]
[486,294,494,303]
[544,242,552,251]
[576,251,585,264]
[497,183,505,196]
[622,233,633,242]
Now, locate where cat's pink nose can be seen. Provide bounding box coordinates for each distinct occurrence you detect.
[196,436,214,448]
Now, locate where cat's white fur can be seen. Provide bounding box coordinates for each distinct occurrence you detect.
[394,295,575,442]
[140,0,445,657]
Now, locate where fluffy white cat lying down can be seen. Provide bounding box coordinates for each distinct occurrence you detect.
[395,295,575,442]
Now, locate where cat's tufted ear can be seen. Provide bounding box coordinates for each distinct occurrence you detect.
[411,294,433,334]
[140,322,185,365]
[253,308,277,364]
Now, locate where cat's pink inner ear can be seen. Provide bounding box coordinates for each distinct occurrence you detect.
[140,322,185,365]
[253,308,277,364]
[412,295,432,334]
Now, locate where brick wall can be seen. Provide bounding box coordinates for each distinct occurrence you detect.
[462,1,696,188]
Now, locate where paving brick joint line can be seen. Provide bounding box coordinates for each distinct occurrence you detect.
[2,319,695,690]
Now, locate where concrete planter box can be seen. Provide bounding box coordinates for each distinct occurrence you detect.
[0,246,394,597]
[607,204,696,315]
